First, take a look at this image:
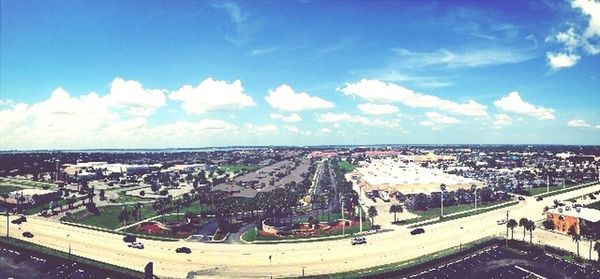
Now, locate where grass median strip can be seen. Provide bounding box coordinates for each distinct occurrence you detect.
[406,200,518,228]
[535,182,598,199]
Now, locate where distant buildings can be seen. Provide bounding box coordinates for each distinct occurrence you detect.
[3,189,62,206]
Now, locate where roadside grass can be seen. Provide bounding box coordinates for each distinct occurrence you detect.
[219,164,260,174]
[0,185,23,194]
[337,161,357,173]
[114,194,152,203]
[402,200,510,225]
[0,177,55,189]
[526,185,564,196]
[0,237,145,278]
[61,204,159,230]
[536,182,599,199]
[588,200,600,210]
[60,201,207,230]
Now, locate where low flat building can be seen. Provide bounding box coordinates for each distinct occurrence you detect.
[4,189,62,207]
[546,206,600,235]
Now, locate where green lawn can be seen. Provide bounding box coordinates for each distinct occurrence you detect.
[0,177,55,188]
[337,161,357,173]
[527,185,564,196]
[61,204,159,230]
[0,185,23,194]
[536,182,599,199]
[114,194,152,203]
[588,200,600,210]
[404,200,509,224]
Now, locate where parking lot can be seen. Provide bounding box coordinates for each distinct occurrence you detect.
[0,246,132,279]
[394,246,600,279]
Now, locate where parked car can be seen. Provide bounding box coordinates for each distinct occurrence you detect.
[351,237,367,245]
[497,219,507,225]
[410,228,425,235]
[518,196,525,201]
[127,242,144,249]
[176,247,192,254]
[123,235,136,243]
[11,216,26,224]
[536,197,543,201]
[22,232,34,238]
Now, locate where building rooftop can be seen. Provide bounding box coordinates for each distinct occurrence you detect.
[548,206,600,223]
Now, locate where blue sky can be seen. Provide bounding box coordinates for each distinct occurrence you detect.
[0,0,599,149]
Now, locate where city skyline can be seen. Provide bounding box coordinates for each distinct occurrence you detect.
[1,0,599,149]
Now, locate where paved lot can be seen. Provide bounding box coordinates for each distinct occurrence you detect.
[400,246,600,279]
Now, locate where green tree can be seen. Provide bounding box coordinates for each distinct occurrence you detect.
[368,206,378,226]
[389,204,403,223]
[519,218,529,241]
[568,225,581,257]
[507,219,518,240]
[526,220,536,244]
[118,206,130,226]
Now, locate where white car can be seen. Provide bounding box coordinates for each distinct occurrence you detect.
[351,237,367,245]
[128,242,144,249]
[497,219,507,225]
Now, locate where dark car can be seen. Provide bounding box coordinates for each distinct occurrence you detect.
[176,247,191,254]
[518,196,525,201]
[123,234,136,243]
[11,216,27,224]
[410,228,425,235]
[22,232,34,238]
[536,196,543,201]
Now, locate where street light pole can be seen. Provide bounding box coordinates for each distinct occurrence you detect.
[341,197,345,236]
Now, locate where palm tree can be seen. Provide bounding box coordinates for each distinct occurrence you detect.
[580,222,598,260]
[568,226,581,257]
[118,206,129,226]
[368,206,378,227]
[519,218,529,241]
[507,219,517,240]
[389,205,403,223]
[470,184,477,209]
[526,220,536,244]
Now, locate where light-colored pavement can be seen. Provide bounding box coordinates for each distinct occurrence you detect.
[1,183,599,278]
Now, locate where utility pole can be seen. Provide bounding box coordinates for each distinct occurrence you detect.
[546,175,549,193]
[505,210,509,246]
[359,204,363,233]
[5,209,8,239]
[341,196,345,236]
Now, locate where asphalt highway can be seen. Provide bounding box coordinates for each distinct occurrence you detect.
[2,183,599,278]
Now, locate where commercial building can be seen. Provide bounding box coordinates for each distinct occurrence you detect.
[546,206,600,235]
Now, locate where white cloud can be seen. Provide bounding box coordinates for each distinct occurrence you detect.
[270,112,302,122]
[265,84,334,112]
[284,125,312,136]
[338,79,487,117]
[169,78,255,114]
[596,125,600,129]
[567,119,591,128]
[243,123,278,135]
[493,114,512,128]
[493,91,555,120]
[545,0,600,70]
[419,112,460,130]
[104,77,166,117]
[317,112,400,128]
[357,103,399,115]
[572,0,600,39]
[319,128,332,133]
[546,52,581,69]
[393,48,532,68]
